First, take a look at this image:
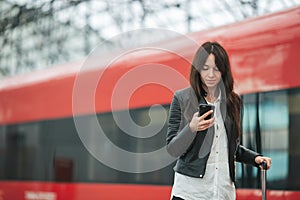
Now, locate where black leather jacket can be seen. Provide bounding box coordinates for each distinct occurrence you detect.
[166,87,261,182]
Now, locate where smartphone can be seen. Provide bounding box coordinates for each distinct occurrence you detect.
[198,104,215,120]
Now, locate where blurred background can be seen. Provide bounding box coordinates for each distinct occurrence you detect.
[1,0,300,77]
[1,1,300,200]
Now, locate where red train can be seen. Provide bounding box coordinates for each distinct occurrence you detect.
[1,7,300,200]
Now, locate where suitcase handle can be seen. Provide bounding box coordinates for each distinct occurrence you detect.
[261,161,268,170]
[260,161,267,200]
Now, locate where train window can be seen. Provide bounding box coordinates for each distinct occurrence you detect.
[0,105,173,185]
[286,89,300,189]
[0,126,5,178]
[260,91,289,182]
[98,105,168,153]
[237,88,300,190]
[1,123,41,180]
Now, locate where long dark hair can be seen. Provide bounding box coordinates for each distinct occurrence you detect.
[190,41,242,137]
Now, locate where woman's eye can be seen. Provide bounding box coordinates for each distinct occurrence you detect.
[202,66,208,70]
[214,67,219,71]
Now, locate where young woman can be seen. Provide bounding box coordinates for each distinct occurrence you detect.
[166,41,271,200]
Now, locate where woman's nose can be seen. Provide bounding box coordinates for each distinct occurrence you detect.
[208,68,215,77]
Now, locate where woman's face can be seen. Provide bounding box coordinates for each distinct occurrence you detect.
[200,53,222,91]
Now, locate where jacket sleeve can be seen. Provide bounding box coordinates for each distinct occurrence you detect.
[166,94,197,158]
[235,144,262,167]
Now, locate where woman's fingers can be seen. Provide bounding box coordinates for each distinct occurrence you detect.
[190,111,215,132]
[198,116,215,131]
[255,156,272,170]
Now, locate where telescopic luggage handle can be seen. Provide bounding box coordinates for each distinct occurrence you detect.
[261,161,267,200]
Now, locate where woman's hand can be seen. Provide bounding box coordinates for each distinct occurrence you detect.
[189,110,215,133]
[255,156,272,170]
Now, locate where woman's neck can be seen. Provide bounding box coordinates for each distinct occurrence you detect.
[206,88,219,103]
